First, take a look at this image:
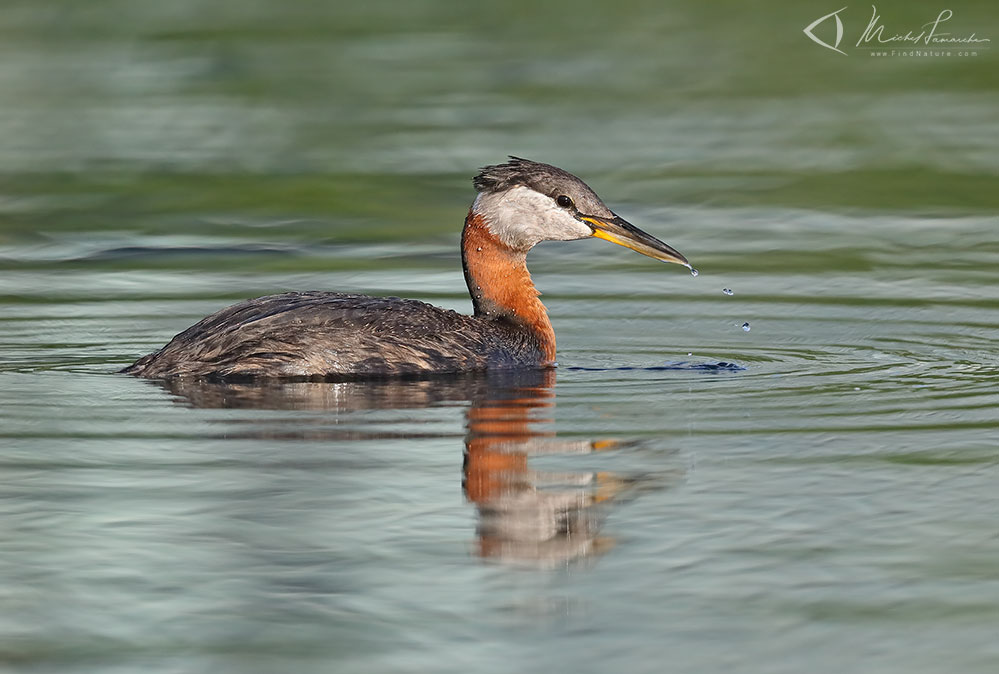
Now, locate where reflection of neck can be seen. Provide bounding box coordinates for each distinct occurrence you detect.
[463,405,535,504]
[463,380,554,504]
[461,210,555,363]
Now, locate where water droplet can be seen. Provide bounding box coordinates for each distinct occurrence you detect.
[689,268,699,277]
[741,322,751,332]
[722,288,733,295]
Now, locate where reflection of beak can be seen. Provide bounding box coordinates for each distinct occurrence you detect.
[580,215,690,268]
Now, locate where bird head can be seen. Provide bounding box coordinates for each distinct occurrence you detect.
[471,157,690,268]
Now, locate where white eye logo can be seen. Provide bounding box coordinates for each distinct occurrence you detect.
[804,6,848,55]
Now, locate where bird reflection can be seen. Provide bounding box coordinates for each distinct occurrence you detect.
[461,372,624,566]
[153,371,661,567]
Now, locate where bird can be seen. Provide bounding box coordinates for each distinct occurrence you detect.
[121,158,691,380]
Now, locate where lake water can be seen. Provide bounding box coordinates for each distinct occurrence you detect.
[1,2,997,672]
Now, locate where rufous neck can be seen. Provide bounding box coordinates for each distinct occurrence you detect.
[461,209,556,362]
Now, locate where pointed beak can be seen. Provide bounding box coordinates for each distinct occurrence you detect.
[579,214,691,268]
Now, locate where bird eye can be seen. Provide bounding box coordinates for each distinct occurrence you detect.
[556,195,574,209]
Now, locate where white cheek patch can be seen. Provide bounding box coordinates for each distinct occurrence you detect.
[475,187,592,250]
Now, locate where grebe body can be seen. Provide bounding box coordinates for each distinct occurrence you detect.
[123,291,546,379]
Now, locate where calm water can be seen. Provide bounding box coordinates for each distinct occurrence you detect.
[2,2,998,672]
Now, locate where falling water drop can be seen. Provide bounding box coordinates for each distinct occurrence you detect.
[741,322,751,332]
[689,268,699,277]
[722,288,733,295]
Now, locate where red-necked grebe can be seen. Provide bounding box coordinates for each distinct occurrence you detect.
[122,158,691,379]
